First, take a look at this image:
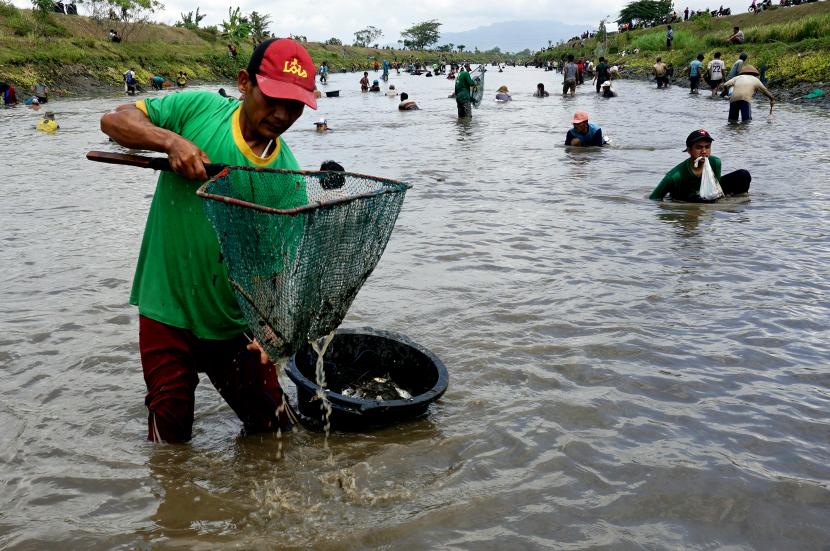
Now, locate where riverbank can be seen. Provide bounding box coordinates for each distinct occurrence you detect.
[536,1,830,106]
[0,6,501,97]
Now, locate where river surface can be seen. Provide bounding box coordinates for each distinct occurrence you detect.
[1,67,829,550]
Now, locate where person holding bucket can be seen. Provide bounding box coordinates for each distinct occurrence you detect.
[99,38,318,443]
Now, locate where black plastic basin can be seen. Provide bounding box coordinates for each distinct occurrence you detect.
[285,328,448,431]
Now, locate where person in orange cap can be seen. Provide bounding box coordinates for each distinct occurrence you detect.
[565,111,606,146]
[99,38,319,443]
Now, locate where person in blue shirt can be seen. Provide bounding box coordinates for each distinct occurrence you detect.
[689,53,704,94]
[566,111,605,147]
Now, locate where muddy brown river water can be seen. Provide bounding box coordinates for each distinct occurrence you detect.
[1,67,829,549]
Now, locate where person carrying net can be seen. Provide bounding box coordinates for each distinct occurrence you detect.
[99,38,318,443]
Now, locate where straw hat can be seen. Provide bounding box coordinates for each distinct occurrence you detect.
[497,85,509,93]
[739,64,760,77]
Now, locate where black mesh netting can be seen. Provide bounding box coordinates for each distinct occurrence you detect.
[198,166,410,360]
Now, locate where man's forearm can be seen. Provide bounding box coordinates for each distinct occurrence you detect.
[100,104,177,153]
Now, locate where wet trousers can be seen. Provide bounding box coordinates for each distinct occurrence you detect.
[139,315,291,443]
[456,99,472,118]
[728,100,752,122]
[720,169,751,194]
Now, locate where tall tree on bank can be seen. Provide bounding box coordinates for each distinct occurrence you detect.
[400,19,441,50]
[248,11,271,43]
[616,0,672,26]
[175,6,205,29]
[220,6,251,47]
[353,25,382,47]
[87,0,164,41]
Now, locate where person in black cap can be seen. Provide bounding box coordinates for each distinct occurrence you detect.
[650,129,751,201]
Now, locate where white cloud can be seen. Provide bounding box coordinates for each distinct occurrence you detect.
[13,0,752,44]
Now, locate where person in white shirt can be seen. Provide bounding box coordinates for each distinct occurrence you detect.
[728,26,745,44]
[707,52,726,96]
[720,64,774,122]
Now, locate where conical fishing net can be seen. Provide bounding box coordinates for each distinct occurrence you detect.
[198,166,410,360]
[471,65,486,108]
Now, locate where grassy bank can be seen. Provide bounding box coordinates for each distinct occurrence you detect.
[0,5,499,96]
[537,1,830,88]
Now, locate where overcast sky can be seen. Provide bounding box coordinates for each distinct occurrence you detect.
[20,0,752,44]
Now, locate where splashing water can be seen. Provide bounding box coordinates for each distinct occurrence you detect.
[310,331,336,447]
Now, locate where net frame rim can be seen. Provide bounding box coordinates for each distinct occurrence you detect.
[196,165,411,215]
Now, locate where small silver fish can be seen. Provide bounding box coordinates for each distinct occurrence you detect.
[373,377,387,383]
[395,387,412,400]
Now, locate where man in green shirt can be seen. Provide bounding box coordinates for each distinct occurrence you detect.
[650,129,751,202]
[455,63,475,118]
[100,38,317,443]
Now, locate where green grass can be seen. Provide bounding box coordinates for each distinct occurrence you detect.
[0,11,502,95]
[539,1,830,86]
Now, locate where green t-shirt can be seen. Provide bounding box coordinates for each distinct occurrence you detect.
[131,91,305,339]
[650,155,722,201]
[455,70,475,102]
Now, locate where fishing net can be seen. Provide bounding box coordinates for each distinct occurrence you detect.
[198,166,411,360]
[471,65,486,108]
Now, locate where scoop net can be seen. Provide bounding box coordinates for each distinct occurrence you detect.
[471,65,486,108]
[197,166,411,360]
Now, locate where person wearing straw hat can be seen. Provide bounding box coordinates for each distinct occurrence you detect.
[495,85,511,102]
[99,38,318,443]
[650,129,751,201]
[566,111,605,147]
[719,64,774,122]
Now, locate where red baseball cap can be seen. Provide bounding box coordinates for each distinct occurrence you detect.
[255,38,317,109]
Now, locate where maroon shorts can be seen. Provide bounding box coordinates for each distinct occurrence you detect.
[139,315,292,443]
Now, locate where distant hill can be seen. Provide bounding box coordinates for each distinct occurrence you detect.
[439,20,593,53]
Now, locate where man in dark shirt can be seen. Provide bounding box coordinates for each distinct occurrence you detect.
[594,57,610,94]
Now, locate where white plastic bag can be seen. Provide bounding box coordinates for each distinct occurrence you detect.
[698,157,724,201]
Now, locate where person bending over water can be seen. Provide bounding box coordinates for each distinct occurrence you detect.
[720,64,774,122]
[534,83,549,97]
[650,129,751,202]
[566,111,605,146]
[99,38,318,443]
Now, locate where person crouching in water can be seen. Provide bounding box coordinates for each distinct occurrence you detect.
[495,85,511,101]
[534,83,549,97]
[36,111,59,132]
[650,129,751,201]
[600,81,617,98]
[566,111,605,146]
[398,92,419,110]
